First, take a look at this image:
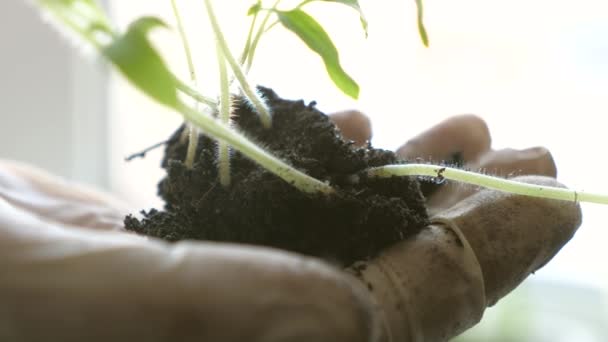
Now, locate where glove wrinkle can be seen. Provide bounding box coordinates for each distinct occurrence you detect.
[1,196,376,341]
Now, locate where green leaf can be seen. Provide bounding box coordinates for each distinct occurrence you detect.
[415,0,429,47]
[34,2,178,108]
[277,9,359,99]
[247,1,262,16]
[318,0,368,38]
[102,17,179,108]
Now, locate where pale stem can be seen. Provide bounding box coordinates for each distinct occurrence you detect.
[244,0,281,73]
[47,8,110,50]
[174,76,217,108]
[239,7,259,66]
[171,0,197,83]
[367,164,608,205]
[203,0,272,128]
[171,0,201,169]
[296,0,314,9]
[184,124,200,168]
[217,41,231,187]
[178,103,333,194]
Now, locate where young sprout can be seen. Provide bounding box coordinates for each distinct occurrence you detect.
[367,164,608,205]
[34,0,340,195]
[34,0,608,209]
[51,0,586,204]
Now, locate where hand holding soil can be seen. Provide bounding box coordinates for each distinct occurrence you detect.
[342,114,580,340]
[0,113,580,341]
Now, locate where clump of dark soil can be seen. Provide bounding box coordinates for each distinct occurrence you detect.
[125,87,429,266]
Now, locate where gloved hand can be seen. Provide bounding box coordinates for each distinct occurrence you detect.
[346,114,579,341]
[0,114,581,342]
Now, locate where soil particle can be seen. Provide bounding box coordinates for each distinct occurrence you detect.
[125,87,429,266]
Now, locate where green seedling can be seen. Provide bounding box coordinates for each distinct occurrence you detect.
[30,0,606,206]
[32,0,371,192]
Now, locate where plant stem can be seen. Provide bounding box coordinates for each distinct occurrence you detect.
[244,0,282,73]
[415,0,430,47]
[239,6,259,66]
[203,0,272,128]
[174,76,217,108]
[48,8,111,50]
[296,0,314,9]
[184,125,199,168]
[367,164,608,205]
[171,0,197,83]
[263,20,280,33]
[217,41,231,187]
[171,0,201,169]
[177,102,333,194]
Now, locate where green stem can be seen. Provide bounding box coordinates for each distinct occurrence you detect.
[74,1,113,32]
[217,41,231,187]
[203,0,272,128]
[171,0,201,169]
[173,76,217,107]
[49,9,110,50]
[239,7,259,66]
[53,1,114,37]
[367,164,608,205]
[415,0,430,47]
[184,124,199,168]
[171,0,197,83]
[177,102,333,194]
[296,0,314,9]
[244,0,282,73]
[263,19,279,33]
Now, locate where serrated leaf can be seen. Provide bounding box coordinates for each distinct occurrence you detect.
[415,0,429,47]
[247,1,262,16]
[318,0,368,37]
[103,17,179,108]
[277,9,359,99]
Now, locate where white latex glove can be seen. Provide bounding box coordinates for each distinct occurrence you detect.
[0,115,582,342]
[0,160,374,341]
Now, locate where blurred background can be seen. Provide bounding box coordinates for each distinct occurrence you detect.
[2,0,607,340]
